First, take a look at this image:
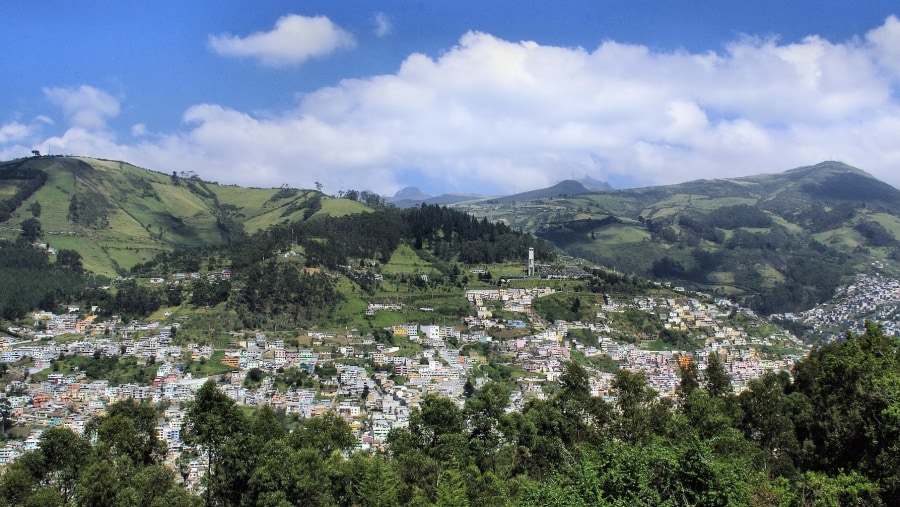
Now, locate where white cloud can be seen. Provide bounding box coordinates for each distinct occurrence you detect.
[373,12,392,38]
[0,121,32,144]
[131,123,148,137]
[208,14,355,67]
[43,85,120,129]
[21,17,900,194]
[866,14,900,77]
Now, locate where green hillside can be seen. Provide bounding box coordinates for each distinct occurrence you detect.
[0,156,334,275]
[455,161,900,313]
[5,156,900,315]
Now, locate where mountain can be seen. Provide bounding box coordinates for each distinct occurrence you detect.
[386,187,494,209]
[453,161,900,314]
[6,156,899,314]
[578,175,614,192]
[483,180,592,204]
[388,178,611,209]
[0,156,364,275]
[389,186,431,203]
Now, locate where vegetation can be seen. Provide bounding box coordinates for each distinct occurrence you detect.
[457,161,900,314]
[6,156,900,316]
[0,241,86,320]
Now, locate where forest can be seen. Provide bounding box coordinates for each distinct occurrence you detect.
[0,241,85,320]
[1,321,898,506]
[0,201,554,328]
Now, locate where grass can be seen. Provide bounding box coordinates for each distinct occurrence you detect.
[4,157,353,276]
[866,212,900,240]
[813,227,862,250]
[318,198,371,217]
[707,272,735,284]
[184,351,236,377]
[0,180,25,199]
[382,244,441,276]
[331,273,471,332]
[31,355,157,386]
[643,194,757,217]
[757,263,786,288]
[593,223,651,243]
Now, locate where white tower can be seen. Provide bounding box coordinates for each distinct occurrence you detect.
[528,248,535,277]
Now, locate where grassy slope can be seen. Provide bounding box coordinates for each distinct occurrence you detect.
[454,162,900,305]
[0,157,344,275]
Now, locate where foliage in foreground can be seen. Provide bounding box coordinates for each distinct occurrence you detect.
[2,322,899,506]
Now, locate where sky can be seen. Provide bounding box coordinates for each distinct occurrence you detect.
[2,1,900,196]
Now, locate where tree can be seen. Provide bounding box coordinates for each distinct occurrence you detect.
[570,296,582,316]
[290,411,355,456]
[677,356,700,398]
[245,367,263,384]
[75,458,121,507]
[34,427,91,503]
[463,378,475,399]
[246,442,333,506]
[705,352,732,398]
[551,361,609,447]
[354,454,401,507]
[792,471,883,507]
[409,393,464,451]
[88,398,167,467]
[792,321,900,500]
[678,389,741,443]
[435,469,469,507]
[0,398,11,438]
[738,372,806,477]
[183,381,246,506]
[465,382,510,472]
[611,369,669,444]
[20,217,42,242]
[251,405,286,443]
[55,249,83,273]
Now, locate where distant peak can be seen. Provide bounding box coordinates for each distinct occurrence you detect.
[577,174,614,191]
[392,186,431,201]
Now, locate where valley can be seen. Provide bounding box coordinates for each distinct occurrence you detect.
[2,155,900,504]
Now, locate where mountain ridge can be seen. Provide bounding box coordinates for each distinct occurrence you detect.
[452,160,900,313]
[4,155,900,314]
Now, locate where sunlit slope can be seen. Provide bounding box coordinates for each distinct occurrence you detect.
[455,161,900,312]
[0,156,338,275]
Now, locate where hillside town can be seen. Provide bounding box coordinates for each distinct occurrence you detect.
[0,276,824,484]
[782,272,900,339]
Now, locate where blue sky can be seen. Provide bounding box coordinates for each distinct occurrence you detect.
[2,1,900,196]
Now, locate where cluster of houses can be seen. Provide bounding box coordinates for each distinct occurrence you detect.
[147,269,232,285]
[784,273,900,339]
[0,281,812,472]
[477,291,808,403]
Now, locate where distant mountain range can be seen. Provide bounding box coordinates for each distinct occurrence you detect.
[385,175,612,208]
[453,161,900,313]
[4,155,900,314]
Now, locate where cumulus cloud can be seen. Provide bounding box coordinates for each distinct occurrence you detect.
[866,14,900,77]
[22,17,900,194]
[208,14,356,67]
[43,85,120,129]
[0,116,55,156]
[0,121,33,144]
[131,123,148,137]
[373,12,392,38]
